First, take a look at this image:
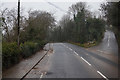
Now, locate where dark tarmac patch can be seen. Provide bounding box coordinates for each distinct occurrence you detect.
[46,72,53,75]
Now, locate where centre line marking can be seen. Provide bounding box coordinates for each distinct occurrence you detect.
[108,39,110,47]
[40,73,43,78]
[81,57,91,66]
[74,51,78,55]
[69,48,73,51]
[75,52,78,55]
[97,71,108,80]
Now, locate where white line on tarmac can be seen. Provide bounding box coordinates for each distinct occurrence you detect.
[108,35,111,47]
[81,57,91,66]
[73,51,78,55]
[97,50,103,53]
[44,72,47,75]
[40,73,43,78]
[97,71,108,80]
[61,43,108,80]
[69,48,73,51]
[108,39,110,47]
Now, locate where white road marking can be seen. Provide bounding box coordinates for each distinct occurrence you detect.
[61,43,108,80]
[75,52,78,55]
[108,35,111,47]
[97,50,109,54]
[40,73,43,78]
[69,48,73,51]
[73,51,78,55]
[97,50,103,53]
[97,71,108,80]
[62,44,71,50]
[108,39,110,47]
[44,72,47,75]
[81,57,91,66]
[62,43,67,48]
[73,51,77,54]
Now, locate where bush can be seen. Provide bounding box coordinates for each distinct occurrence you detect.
[20,41,46,58]
[2,41,46,69]
[2,42,21,69]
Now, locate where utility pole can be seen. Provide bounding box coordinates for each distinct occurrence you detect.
[18,0,20,46]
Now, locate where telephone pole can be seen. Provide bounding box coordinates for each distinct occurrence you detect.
[18,0,20,46]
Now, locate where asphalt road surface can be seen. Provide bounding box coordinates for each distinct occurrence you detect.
[3,30,118,79]
[42,30,118,79]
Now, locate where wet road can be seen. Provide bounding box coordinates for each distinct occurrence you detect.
[2,30,119,79]
[44,43,102,78]
[42,30,118,78]
[93,30,118,56]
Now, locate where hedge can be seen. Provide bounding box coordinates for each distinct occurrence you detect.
[2,42,21,69]
[2,41,46,70]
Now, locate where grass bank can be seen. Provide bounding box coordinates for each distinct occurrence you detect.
[69,41,98,48]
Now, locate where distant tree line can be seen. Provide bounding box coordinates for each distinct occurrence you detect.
[49,2,105,44]
[100,2,120,52]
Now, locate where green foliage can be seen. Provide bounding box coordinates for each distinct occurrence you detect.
[100,2,120,51]
[20,41,46,58]
[50,2,105,47]
[69,41,97,48]
[19,11,55,43]
[2,42,21,69]
[2,41,46,69]
[100,2,119,27]
[51,7,105,46]
[20,42,36,58]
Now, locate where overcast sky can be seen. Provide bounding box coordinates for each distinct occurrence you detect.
[0,0,106,21]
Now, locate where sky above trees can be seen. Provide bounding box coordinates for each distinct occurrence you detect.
[1,1,104,21]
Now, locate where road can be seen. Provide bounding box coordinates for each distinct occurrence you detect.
[3,30,118,79]
[44,43,102,78]
[39,30,118,79]
[91,30,118,56]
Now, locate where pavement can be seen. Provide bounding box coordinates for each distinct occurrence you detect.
[2,50,47,78]
[2,30,119,79]
[42,30,118,78]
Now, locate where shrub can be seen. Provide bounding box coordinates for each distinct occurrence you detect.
[2,41,46,69]
[2,42,21,69]
[20,41,46,58]
[20,42,35,58]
